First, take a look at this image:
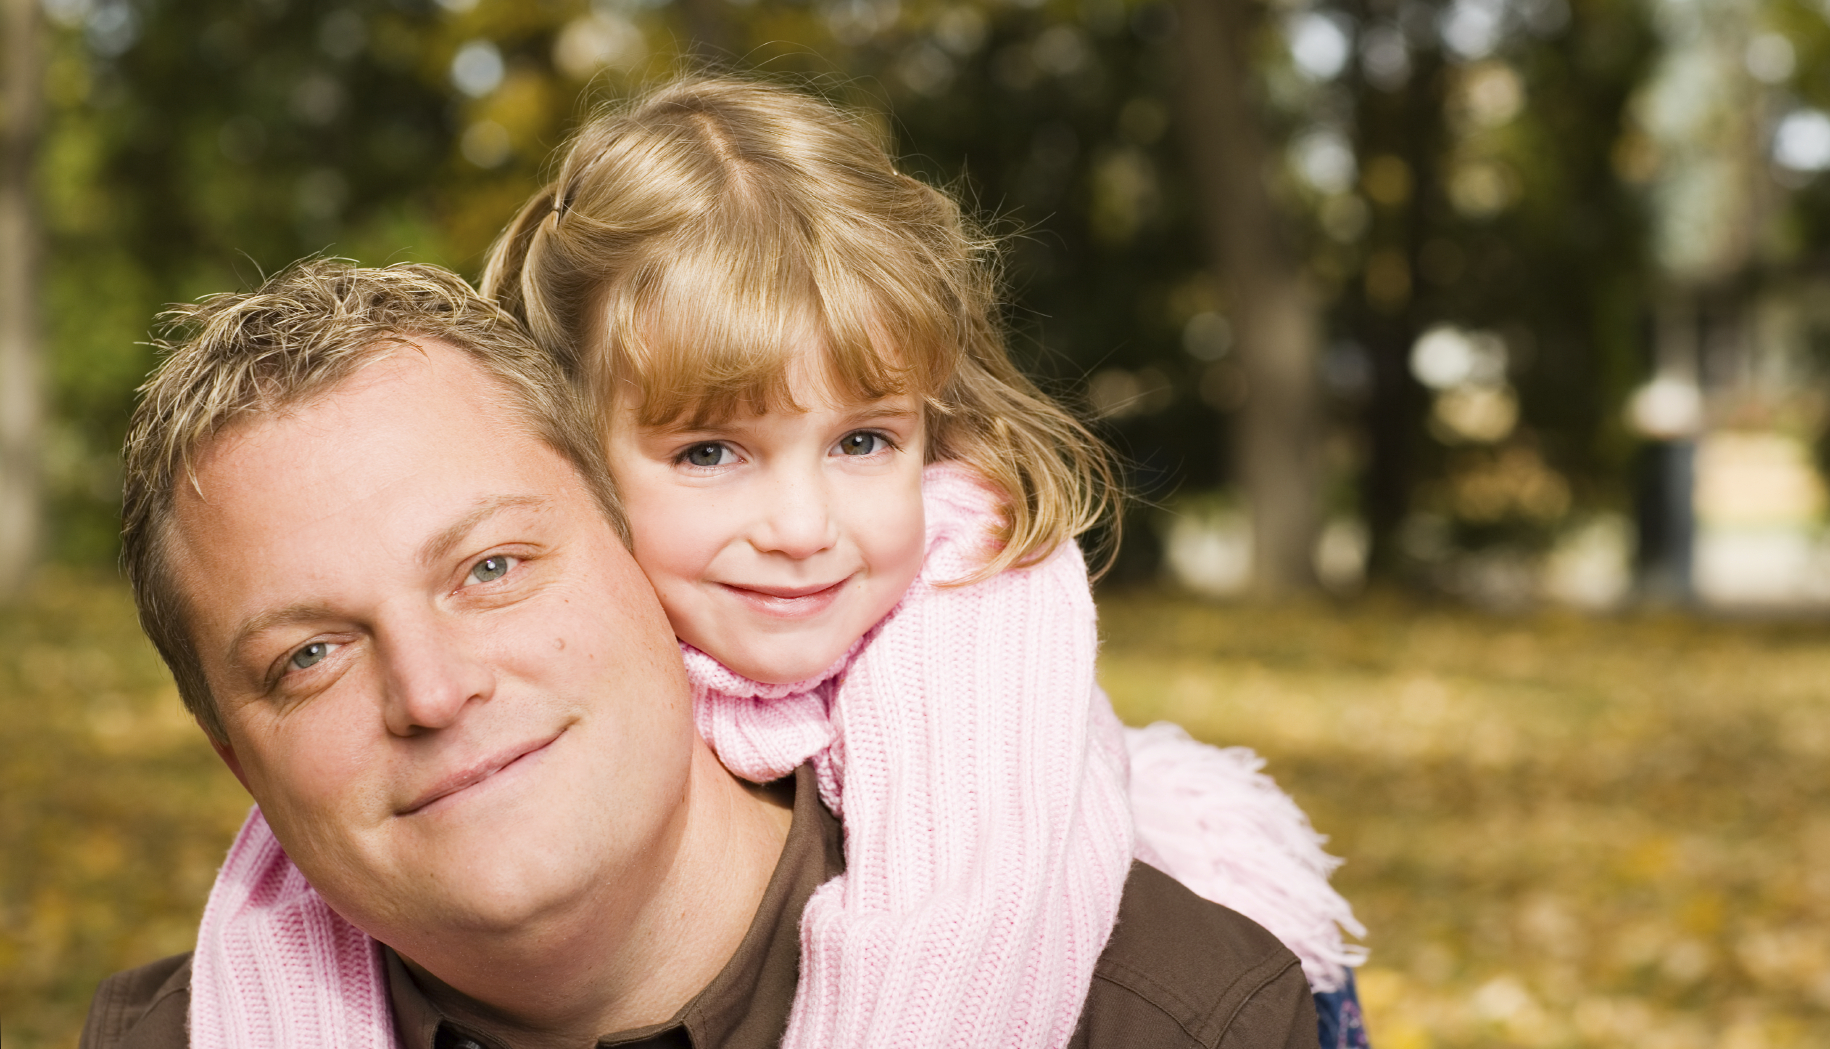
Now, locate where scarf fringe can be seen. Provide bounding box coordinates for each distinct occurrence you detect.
[1126,722,1368,992]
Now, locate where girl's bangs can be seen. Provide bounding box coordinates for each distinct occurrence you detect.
[611,233,957,429]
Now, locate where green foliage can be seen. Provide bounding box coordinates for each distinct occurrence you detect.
[37,0,467,563]
[32,0,1819,585]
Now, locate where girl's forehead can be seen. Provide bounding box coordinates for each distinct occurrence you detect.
[782,348,906,403]
[611,320,937,432]
[624,387,922,435]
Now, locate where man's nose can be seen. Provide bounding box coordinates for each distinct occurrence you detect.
[751,470,838,560]
[377,616,495,736]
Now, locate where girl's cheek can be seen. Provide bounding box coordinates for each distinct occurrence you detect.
[887,500,927,584]
[635,520,731,599]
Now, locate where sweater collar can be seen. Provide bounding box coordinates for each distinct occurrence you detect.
[678,638,866,701]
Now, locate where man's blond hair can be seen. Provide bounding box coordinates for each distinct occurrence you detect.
[481,76,1120,582]
[122,259,624,743]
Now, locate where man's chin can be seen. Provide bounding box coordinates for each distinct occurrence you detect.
[330,838,598,946]
[291,804,584,931]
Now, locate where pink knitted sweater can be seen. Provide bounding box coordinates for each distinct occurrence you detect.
[187,464,1361,1047]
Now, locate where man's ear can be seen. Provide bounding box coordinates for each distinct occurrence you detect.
[210,733,253,793]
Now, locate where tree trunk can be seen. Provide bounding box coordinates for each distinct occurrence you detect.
[1173,0,1322,596]
[0,0,43,600]
[1352,41,1444,581]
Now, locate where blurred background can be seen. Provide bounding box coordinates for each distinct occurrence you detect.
[14,0,1830,606]
[1,0,1829,1045]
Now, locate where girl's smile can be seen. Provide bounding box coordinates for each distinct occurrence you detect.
[606,360,928,685]
[716,579,850,618]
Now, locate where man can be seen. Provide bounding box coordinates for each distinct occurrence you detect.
[86,260,1318,1048]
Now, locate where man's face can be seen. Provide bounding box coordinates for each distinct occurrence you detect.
[167,340,694,947]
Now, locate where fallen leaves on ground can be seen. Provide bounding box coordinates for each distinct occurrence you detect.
[1098,590,1830,1049]
[3,576,1826,1047]
[1,572,250,1047]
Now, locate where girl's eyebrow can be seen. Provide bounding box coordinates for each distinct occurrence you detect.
[641,419,734,439]
[642,401,918,438]
[846,403,919,422]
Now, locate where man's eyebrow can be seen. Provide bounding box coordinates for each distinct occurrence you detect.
[223,495,553,667]
[226,602,341,668]
[416,494,550,568]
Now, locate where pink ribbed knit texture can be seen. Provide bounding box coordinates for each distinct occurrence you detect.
[683,640,854,818]
[189,808,392,1049]
[187,462,1363,1045]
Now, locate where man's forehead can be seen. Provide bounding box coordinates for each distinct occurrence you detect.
[181,340,519,491]
[178,338,417,475]
[163,345,585,629]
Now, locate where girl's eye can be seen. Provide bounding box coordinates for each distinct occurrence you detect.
[682,443,732,468]
[290,641,334,671]
[466,555,516,585]
[836,431,886,457]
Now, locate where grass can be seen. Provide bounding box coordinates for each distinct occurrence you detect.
[3,573,1827,1047]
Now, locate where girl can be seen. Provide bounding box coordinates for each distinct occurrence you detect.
[482,76,1366,1048]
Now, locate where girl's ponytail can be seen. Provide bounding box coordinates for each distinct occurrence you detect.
[480,184,550,326]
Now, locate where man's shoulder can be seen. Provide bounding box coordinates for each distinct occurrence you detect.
[1073,862,1318,1049]
[80,952,193,1049]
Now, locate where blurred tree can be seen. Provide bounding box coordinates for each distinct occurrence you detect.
[27,0,1717,606]
[1,0,45,600]
[1175,0,1325,596]
[678,0,734,59]
[36,0,478,563]
[1321,0,1656,588]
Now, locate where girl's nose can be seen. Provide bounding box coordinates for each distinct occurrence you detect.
[752,474,838,560]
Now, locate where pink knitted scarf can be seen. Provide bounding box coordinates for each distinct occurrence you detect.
[187,464,1361,1047]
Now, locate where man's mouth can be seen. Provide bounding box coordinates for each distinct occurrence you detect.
[400,733,561,815]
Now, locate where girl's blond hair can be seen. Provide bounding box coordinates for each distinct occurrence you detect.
[481,75,1118,580]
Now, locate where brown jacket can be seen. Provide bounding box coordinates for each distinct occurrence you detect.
[83,767,1317,1049]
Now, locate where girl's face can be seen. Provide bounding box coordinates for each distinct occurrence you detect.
[606,359,927,685]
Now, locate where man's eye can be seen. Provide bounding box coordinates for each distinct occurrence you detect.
[836,431,886,456]
[682,443,732,468]
[290,641,333,671]
[466,555,515,585]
